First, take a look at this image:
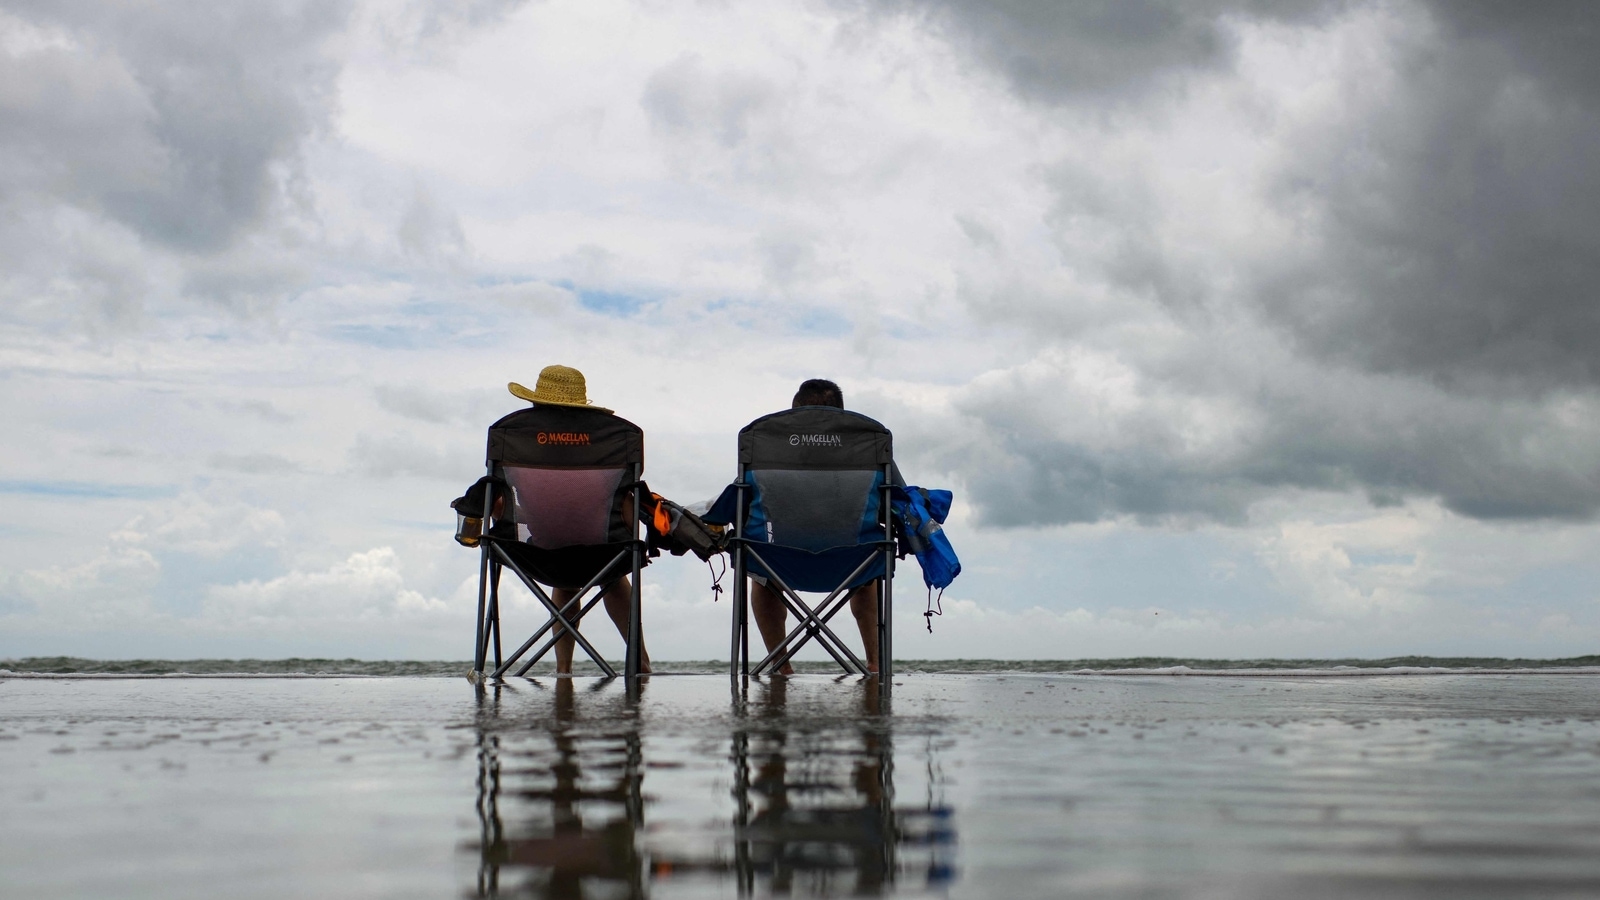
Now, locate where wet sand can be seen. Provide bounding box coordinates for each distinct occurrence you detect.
[3,673,1599,898]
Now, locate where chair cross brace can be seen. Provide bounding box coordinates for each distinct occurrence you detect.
[488,542,627,679]
[512,590,610,678]
[744,544,878,677]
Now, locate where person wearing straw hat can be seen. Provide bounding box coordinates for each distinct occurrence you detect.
[503,365,650,674]
[507,364,615,415]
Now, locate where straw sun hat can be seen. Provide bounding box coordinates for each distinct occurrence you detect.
[508,365,613,414]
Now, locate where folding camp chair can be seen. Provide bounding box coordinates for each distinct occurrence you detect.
[468,404,648,680]
[711,407,897,681]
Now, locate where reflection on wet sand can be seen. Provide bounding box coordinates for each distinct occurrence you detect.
[472,678,956,898]
[725,678,956,896]
[475,678,645,898]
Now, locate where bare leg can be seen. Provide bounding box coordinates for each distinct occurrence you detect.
[552,578,649,675]
[849,582,880,675]
[750,581,795,676]
[552,587,580,675]
[600,576,649,673]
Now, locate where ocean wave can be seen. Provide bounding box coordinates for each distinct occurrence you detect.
[4,655,1600,678]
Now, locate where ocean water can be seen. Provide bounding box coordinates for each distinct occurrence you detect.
[7,655,1600,676]
[4,670,1600,898]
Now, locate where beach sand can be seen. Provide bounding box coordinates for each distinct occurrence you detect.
[3,672,1599,898]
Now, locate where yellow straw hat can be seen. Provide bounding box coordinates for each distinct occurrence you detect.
[508,365,612,414]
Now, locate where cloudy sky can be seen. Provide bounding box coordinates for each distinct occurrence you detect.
[4,0,1599,662]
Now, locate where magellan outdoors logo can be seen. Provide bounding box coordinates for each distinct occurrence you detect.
[537,432,592,446]
[789,433,843,447]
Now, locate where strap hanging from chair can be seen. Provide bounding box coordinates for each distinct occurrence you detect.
[707,554,726,602]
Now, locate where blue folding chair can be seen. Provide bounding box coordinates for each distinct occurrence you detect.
[707,407,896,681]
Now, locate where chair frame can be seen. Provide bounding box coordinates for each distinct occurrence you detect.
[728,460,894,683]
[470,462,646,681]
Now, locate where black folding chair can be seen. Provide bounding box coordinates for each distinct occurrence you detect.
[468,404,647,680]
[708,407,896,682]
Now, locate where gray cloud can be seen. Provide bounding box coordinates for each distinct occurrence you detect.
[642,54,779,148]
[0,1,350,336]
[181,246,313,316]
[880,0,1600,524]
[1433,2,1600,105]
[1,1,350,253]
[223,400,297,424]
[853,0,1342,103]
[209,453,301,475]
[914,350,1600,527]
[368,0,532,57]
[397,184,468,263]
[1254,1,1600,393]
[348,432,479,481]
[637,53,808,190]
[373,385,505,426]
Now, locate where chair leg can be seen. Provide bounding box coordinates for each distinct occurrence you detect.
[880,562,893,688]
[489,561,503,671]
[757,585,862,676]
[471,474,496,679]
[516,590,611,677]
[473,542,491,675]
[626,555,643,678]
[731,546,746,679]
[740,578,750,677]
[758,587,863,675]
[879,480,894,691]
[495,590,582,678]
[489,544,621,678]
[733,481,749,679]
[626,481,644,679]
[748,548,877,676]
[524,584,616,678]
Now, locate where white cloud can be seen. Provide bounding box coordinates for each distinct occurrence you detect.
[3,545,160,624]
[113,495,290,555]
[5,0,1600,661]
[0,495,287,628]
[205,546,450,624]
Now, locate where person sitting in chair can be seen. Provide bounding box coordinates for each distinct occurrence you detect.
[749,378,902,675]
[500,365,650,675]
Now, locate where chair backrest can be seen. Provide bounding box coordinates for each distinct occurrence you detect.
[739,407,893,552]
[486,405,643,549]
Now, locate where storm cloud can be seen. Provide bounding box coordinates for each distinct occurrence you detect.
[1261,1,1600,391]
[869,0,1600,525]
[856,0,1345,102]
[0,0,349,331]
[1,1,348,251]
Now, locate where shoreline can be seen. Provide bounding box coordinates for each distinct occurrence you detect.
[8,664,1600,679]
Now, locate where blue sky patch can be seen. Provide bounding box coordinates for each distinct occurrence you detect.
[1346,551,1418,568]
[790,307,853,337]
[328,323,424,349]
[548,280,652,317]
[578,289,648,316]
[0,481,178,500]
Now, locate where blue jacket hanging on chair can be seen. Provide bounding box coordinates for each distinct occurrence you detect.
[890,486,960,630]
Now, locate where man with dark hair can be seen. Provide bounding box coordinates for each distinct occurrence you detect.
[791,378,843,408]
[750,378,898,675]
